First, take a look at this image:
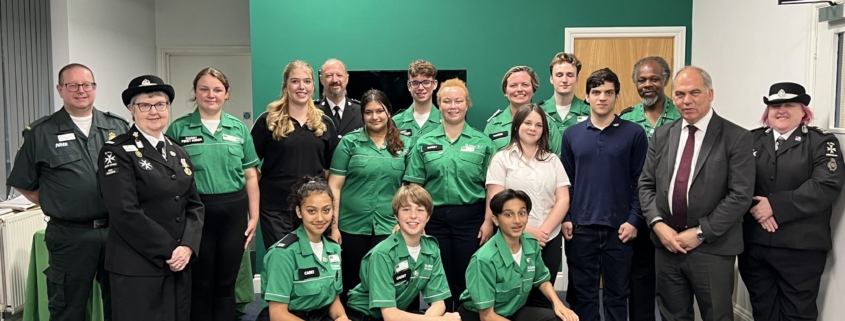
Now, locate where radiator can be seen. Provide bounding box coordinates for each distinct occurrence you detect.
[0,209,46,314]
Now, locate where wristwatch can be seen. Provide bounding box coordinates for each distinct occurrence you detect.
[696,226,705,242]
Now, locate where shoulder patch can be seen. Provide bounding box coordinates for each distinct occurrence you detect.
[487,109,503,123]
[810,126,832,135]
[275,233,300,249]
[619,106,634,116]
[103,111,130,125]
[349,98,361,104]
[22,115,53,135]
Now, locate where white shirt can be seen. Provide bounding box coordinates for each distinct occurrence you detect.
[486,146,571,238]
[327,97,347,119]
[512,246,523,267]
[407,245,421,262]
[310,241,324,260]
[201,119,220,134]
[668,108,714,215]
[774,127,797,146]
[556,104,572,120]
[413,111,430,128]
[69,114,93,137]
[137,127,165,149]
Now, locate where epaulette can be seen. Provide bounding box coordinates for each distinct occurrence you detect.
[325,235,339,244]
[421,234,439,246]
[275,233,299,249]
[22,115,52,135]
[487,109,503,123]
[103,111,129,125]
[165,134,183,147]
[809,126,831,135]
[537,100,546,106]
[349,98,361,104]
[394,108,408,115]
[543,110,560,123]
[619,106,634,116]
[108,133,133,145]
[750,127,768,133]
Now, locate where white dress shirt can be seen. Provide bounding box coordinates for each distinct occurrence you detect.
[774,127,797,147]
[327,97,347,119]
[668,108,714,215]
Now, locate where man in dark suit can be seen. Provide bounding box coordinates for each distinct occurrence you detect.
[739,82,845,321]
[639,66,755,321]
[316,59,362,139]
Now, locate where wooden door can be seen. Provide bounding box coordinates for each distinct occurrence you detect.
[573,37,675,115]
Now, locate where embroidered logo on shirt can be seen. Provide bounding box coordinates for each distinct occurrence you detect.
[399,129,412,137]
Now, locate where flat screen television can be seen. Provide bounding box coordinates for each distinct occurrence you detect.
[318,70,467,114]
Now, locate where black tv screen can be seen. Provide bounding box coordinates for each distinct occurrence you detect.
[318,70,467,114]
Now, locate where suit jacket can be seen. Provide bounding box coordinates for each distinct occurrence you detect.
[639,112,755,255]
[97,126,204,276]
[744,126,845,250]
[315,96,363,138]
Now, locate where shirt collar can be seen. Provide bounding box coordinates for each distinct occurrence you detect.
[327,97,347,113]
[506,145,536,162]
[492,230,536,267]
[403,103,442,123]
[430,122,473,138]
[586,114,622,129]
[681,107,714,133]
[774,126,798,141]
[136,126,164,147]
[188,109,234,129]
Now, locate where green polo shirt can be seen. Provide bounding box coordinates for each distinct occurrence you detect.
[459,231,550,317]
[393,104,442,144]
[619,97,680,141]
[483,106,562,157]
[403,123,494,207]
[261,226,343,311]
[7,107,128,221]
[347,233,451,318]
[541,96,591,133]
[166,110,259,195]
[329,128,409,235]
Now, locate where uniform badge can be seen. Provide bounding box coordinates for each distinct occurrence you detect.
[138,159,153,170]
[108,132,116,140]
[104,151,117,168]
[753,149,757,157]
[577,115,588,123]
[829,158,838,173]
[322,256,328,263]
[826,142,838,157]
[135,150,143,158]
[170,151,176,157]
[181,158,193,176]
[526,257,530,263]
[777,89,786,98]
[414,270,418,276]
[795,136,801,142]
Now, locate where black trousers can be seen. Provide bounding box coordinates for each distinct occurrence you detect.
[427,202,485,312]
[565,237,577,306]
[525,232,563,309]
[655,248,735,321]
[629,224,656,321]
[738,243,827,321]
[111,269,191,321]
[457,304,560,321]
[44,222,112,321]
[191,190,248,321]
[259,204,294,250]
[339,232,388,305]
[256,306,332,321]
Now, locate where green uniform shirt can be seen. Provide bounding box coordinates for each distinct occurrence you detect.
[403,123,494,207]
[393,104,442,145]
[329,128,409,235]
[7,107,128,221]
[346,233,451,318]
[483,106,563,157]
[459,231,550,317]
[261,226,343,311]
[619,97,680,141]
[541,96,591,133]
[166,110,259,194]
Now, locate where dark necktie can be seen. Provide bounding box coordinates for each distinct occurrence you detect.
[333,106,342,128]
[775,136,785,151]
[156,141,165,159]
[672,125,697,229]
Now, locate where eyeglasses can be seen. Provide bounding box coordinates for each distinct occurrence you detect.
[134,102,169,112]
[63,83,97,92]
[409,80,435,88]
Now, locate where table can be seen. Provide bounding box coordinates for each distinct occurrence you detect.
[23,230,254,320]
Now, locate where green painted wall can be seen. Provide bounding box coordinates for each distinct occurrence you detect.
[250,0,693,130]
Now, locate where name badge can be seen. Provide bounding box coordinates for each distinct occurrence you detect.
[488,131,508,140]
[222,134,243,143]
[460,145,475,152]
[393,269,412,284]
[298,267,319,280]
[395,260,409,273]
[179,136,204,145]
[122,145,138,152]
[328,254,340,263]
[399,129,412,137]
[577,116,588,123]
[57,133,76,142]
[422,144,443,153]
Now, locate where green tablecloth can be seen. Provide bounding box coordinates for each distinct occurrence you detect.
[23,230,254,320]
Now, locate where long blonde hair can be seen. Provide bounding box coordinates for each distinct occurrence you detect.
[266,60,327,140]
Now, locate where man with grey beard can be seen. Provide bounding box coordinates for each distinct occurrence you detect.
[316,58,363,139]
[620,56,680,321]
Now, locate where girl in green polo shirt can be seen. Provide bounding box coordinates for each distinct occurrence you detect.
[458,189,578,321]
[345,185,460,321]
[256,176,350,321]
[328,89,409,304]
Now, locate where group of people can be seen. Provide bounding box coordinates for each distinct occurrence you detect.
[6,48,843,321]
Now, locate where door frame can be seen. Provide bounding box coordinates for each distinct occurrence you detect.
[156,46,251,84]
[563,26,687,80]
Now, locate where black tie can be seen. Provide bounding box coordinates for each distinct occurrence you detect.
[775,136,785,151]
[333,106,342,128]
[156,141,165,158]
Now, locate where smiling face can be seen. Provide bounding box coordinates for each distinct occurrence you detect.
[130,94,170,135]
[408,75,438,103]
[363,100,388,133]
[395,197,430,238]
[767,102,804,134]
[505,71,534,107]
[58,66,97,112]
[518,110,544,147]
[493,198,529,240]
[320,60,348,99]
[635,61,666,107]
[438,86,468,125]
[195,74,229,114]
[285,67,314,106]
[672,69,714,124]
[296,192,334,240]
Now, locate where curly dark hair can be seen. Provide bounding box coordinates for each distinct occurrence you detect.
[287,175,335,236]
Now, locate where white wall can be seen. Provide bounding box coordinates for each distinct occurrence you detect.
[693,0,845,320]
[50,0,157,120]
[154,0,250,47]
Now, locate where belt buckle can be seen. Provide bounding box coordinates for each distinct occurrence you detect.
[93,220,107,228]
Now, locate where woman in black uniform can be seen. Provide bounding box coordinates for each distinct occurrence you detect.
[251,60,338,249]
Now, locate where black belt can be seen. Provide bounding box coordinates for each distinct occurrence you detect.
[47,216,108,229]
[346,308,383,321]
[290,306,329,320]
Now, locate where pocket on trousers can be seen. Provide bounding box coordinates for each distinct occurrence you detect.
[44,267,67,308]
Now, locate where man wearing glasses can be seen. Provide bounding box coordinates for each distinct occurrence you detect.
[316,58,363,139]
[393,59,441,145]
[7,63,128,321]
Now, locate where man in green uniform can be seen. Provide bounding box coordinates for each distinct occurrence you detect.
[542,52,591,133]
[618,56,678,321]
[7,63,129,321]
[485,66,562,156]
[393,60,442,144]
